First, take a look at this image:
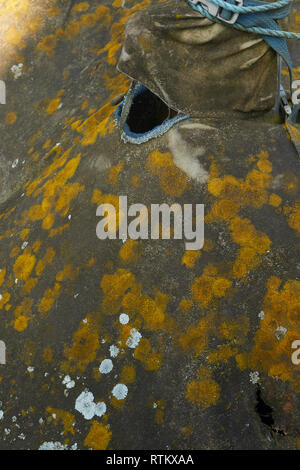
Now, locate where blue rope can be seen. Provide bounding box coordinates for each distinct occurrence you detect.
[186,0,300,155]
[187,1,300,38]
[203,0,292,13]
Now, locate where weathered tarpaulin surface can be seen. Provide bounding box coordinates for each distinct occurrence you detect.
[118,0,280,116]
[0,0,299,450]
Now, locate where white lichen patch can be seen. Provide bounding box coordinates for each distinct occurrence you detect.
[119,313,129,325]
[112,384,128,400]
[258,311,265,320]
[126,328,142,349]
[275,326,287,341]
[39,441,68,450]
[249,371,260,384]
[75,390,96,420]
[0,410,3,420]
[95,402,106,418]
[62,375,75,389]
[109,345,119,358]
[11,63,23,79]
[75,390,106,420]
[99,359,113,374]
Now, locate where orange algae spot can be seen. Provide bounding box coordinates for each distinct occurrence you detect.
[146,150,188,198]
[5,112,17,125]
[84,421,112,450]
[13,252,36,280]
[186,378,221,409]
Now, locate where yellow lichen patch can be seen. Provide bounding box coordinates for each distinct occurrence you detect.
[38,282,61,315]
[22,277,38,294]
[208,344,238,364]
[46,97,61,115]
[0,268,6,286]
[26,154,82,235]
[47,7,61,16]
[101,269,136,316]
[0,293,11,310]
[131,174,140,188]
[191,272,232,308]
[13,251,36,281]
[146,150,188,198]
[269,193,282,207]
[35,247,55,277]
[257,159,272,173]
[178,312,215,356]
[62,315,101,372]
[287,203,300,231]
[43,348,53,363]
[84,421,112,450]
[5,112,17,125]
[120,365,136,383]
[229,216,271,278]
[181,250,201,269]
[46,407,75,436]
[186,378,221,409]
[19,229,30,240]
[106,162,124,186]
[37,34,57,57]
[178,298,193,314]
[14,315,30,332]
[10,246,20,258]
[119,240,143,265]
[56,264,79,282]
[238,278,300,391]
[72,2,90,13]
[81,103,115,145]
